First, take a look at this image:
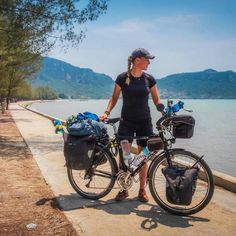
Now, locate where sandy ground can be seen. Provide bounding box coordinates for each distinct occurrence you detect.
[0,110,77,236]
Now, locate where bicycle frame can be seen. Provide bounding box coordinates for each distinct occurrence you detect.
[102,115,192,182]
[103,132,171,179]
[101,100,197,181]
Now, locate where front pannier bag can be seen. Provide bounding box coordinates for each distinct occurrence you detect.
[172,115,195,138]
[64,135,96,170]
[147,136,164,151]
[162,166,199,205]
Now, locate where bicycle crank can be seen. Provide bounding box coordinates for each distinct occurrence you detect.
[117,170,133,190]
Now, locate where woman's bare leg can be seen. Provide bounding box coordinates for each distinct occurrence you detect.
[137,145,149,202]
[138,145,148,189]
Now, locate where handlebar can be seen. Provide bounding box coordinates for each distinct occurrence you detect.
[101,100,192,133]
[156,100,192,127]
[103,117,120,124]
[156,115,168,126]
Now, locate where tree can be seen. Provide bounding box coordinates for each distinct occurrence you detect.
[0,0,109,107]
[58,93,68,99]
[34,86,58,100]
[0,13,42,109]
[0,0,109,52]
[13,80,33,100]
[0,1,42,110]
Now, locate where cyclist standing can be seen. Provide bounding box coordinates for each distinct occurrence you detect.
[100,48,163,202]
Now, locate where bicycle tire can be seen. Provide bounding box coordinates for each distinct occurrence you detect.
[148,149,214,215]
[67,144,118,200]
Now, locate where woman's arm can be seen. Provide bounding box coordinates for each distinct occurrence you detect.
[150,85,162,105]
[150,85,165,114]
[100,84,121,120]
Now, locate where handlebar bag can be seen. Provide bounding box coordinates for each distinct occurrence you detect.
[162,166,199,205]
[172,115,195,139]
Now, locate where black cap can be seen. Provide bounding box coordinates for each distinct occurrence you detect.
[131,48,155,60]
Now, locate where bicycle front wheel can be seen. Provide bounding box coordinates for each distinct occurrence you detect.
[67,145,118,200]
[149,149,214,215]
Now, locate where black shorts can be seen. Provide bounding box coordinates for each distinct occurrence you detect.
[118,118,153,147]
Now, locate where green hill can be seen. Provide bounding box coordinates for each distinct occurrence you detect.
[31,57,236,99]
[31,57,114,99]
[157,69,236,99]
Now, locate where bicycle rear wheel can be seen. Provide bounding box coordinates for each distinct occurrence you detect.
[149,149,214,215]
[67,145,118,200]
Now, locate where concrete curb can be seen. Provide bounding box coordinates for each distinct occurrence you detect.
[212,170,236,193]
[19,102,236,194]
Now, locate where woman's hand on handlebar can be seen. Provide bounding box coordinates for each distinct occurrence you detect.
[99,113,108,121]
[156,103,166,116]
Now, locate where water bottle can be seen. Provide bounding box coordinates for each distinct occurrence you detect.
[133,146,150,167]
[120,140,133,167]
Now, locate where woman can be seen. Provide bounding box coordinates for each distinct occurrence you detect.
[100,48,163,202]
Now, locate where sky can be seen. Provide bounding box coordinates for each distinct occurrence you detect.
[49,0,236,79]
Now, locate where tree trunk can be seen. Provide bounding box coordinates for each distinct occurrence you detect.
[1,97,6,114]
[6,87,11,110]
[6,76,13,110]
[6,97,9,110]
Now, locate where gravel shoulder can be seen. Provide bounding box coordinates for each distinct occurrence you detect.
[0,110,77,236]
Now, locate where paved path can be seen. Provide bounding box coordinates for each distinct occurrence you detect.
[11,103,236,236]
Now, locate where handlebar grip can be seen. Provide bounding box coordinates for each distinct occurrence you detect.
[103,117,120,124]
[156,103,165,112]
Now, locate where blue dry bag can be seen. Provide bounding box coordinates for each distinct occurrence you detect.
[66,112,107,137]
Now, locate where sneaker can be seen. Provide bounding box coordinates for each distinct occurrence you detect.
[138,189,149,202]
[115,190,129,201]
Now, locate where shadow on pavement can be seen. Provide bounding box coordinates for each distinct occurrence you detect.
[36,193,210,231]
[138,205,209,231]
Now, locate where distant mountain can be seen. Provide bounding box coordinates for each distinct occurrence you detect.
[31,57,236,99]
[31,57,114,99]
[157,69,236,99]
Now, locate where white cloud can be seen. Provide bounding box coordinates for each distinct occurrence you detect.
[154,14,201,26]
[91,19,155,41]
[92,14,202,37]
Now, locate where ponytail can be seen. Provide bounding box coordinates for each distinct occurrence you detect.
[125,56,132,86]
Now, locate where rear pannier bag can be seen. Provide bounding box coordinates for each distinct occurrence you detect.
[91,145,107,166]
[172,115,195,139]
[162,166,199,205]
[64,134,96,170]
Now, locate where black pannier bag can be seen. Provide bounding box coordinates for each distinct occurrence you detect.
[64,134,96,170]
[162,166,199,205]
[172,115,195,139]
[91,145,107,166]
[147,136,164,151]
